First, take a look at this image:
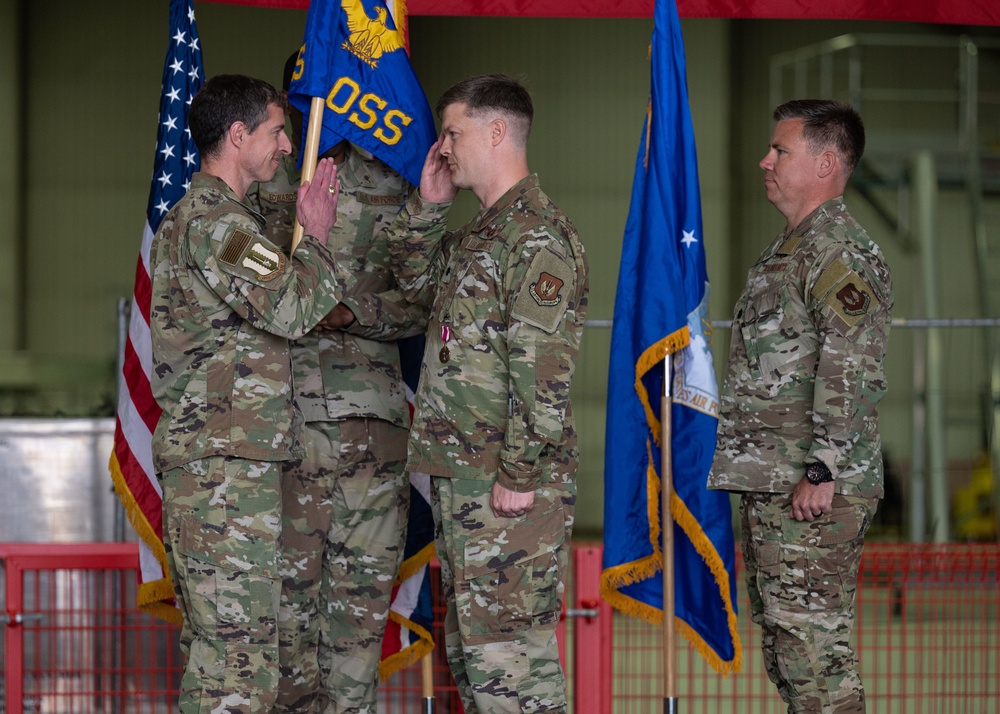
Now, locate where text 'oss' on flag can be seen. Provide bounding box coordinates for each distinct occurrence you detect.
[600,0,741,675]
[287,0,436,187]
[109,0,202,625]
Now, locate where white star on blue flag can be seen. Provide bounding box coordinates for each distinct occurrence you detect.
[147,0,202,223]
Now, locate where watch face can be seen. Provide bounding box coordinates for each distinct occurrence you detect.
[807,463,832,484]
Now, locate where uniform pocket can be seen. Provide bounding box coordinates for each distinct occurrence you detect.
[780,503,866,612]
[458,497,566,643]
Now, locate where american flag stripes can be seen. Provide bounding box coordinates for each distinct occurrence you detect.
[109,0,202,624]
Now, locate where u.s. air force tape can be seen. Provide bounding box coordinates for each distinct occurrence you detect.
[219,229,285,281]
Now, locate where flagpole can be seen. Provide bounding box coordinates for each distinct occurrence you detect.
[662,355,678,713]
[291,96,326,253]
[421,650,435,713]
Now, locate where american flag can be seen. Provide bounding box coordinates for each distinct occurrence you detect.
[109,0,202,624]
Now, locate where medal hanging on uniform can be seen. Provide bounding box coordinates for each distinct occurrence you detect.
[439,324,451,363]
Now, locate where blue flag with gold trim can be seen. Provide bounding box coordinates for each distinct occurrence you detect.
[600,0,741,674]
[287,0,435,187]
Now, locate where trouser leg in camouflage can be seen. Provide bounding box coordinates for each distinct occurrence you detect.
[432,475,576,714]
[161,457,282,714]
[276,418,409,713]
[740,491,879,713]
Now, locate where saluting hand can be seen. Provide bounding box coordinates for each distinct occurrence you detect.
[419,139,458,204]
[296,157,339,245]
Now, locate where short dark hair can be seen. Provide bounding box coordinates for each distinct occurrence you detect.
[773,99,865,175]
[189,74,285,159]
[436,74,533,147]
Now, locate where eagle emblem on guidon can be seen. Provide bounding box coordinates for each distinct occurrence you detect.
[341,0,405,69]
[529,272,564,306]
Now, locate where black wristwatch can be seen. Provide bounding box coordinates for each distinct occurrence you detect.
[804,462,834,485]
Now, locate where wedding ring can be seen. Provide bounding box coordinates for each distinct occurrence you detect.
[327,184,336,194]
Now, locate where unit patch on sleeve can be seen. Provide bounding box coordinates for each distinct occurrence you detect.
[811,259,878,328]
[219,229,285,282]
[511,248,575,333]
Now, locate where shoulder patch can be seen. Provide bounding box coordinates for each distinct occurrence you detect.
[511,248,575,333]
[219,229,252,265]
[529,272,565,306]
[220,229,285,281]
[812,261,877,327]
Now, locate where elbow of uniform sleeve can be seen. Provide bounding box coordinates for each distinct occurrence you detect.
[340,294,375,328]
[497,460,542,492]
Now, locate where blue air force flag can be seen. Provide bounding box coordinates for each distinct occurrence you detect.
[288,0,436,187]
[600,0,741,675]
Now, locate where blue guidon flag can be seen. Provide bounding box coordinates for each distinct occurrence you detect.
[287,0,436,187]
[601,0,741,675]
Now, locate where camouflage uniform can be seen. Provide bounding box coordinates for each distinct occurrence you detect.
[150,172,343,714]
[708,197,892,713]
[385,175,589,713]
[264,146,427,714]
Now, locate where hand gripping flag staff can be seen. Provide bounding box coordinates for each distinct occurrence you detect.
[601,0,741,708]
[288,0,438,705]
[109,0,201,625]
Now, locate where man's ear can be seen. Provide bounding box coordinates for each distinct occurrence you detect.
[229,121,247,149]
[817,150,838,179]
[490,118,506,147]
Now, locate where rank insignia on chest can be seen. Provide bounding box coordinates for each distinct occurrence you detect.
[529,271,564,306]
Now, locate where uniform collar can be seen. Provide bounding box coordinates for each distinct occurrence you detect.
[191,171,266,229]
[471,174,540,235]
[772,196,846,256]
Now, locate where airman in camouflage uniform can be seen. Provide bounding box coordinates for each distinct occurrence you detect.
[149,74,345,714]
[267,141,426,714]
[384,75,588,714]
[708,100,892,713]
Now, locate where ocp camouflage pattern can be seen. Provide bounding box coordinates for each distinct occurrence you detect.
[259,146,422,713]
[384,174,589,491]
[433,473,576,713]
[709,197,892,497]
[162,457,284,713]
[149,172,343,471]
[741,491,877,712]
[288,146,426,426]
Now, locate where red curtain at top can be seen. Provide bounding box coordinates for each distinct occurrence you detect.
[200,0,1000,26]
